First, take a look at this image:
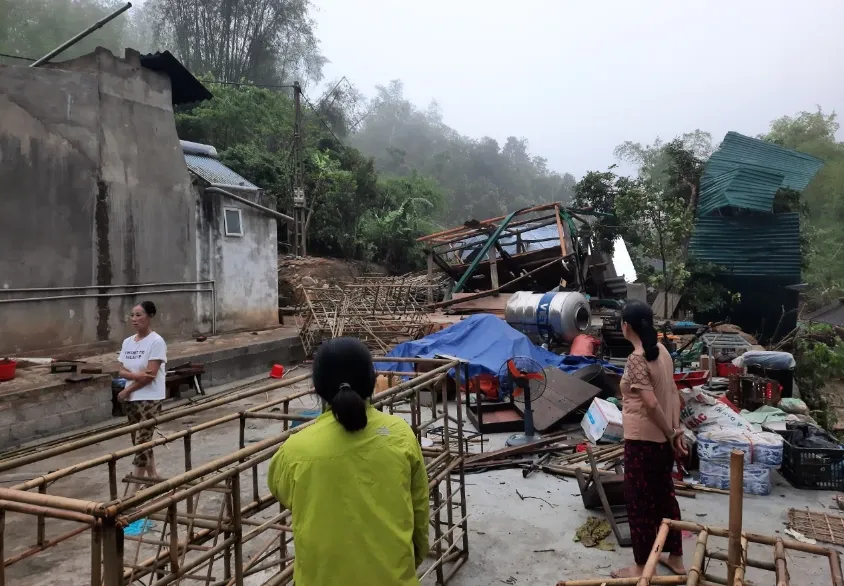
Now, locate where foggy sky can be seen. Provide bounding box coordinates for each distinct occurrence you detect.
[313,0,844,178]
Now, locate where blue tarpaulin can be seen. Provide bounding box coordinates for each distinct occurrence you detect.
[374,314,622,379]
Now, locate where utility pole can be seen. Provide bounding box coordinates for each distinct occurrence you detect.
[292,81,307,257]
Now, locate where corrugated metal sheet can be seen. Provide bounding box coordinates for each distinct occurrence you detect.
[688,213,801,279]
[697,132,824,217]
[184,154,258,190]
[458,224,560,262]
[697,168,786,216]
[703,132,824,189]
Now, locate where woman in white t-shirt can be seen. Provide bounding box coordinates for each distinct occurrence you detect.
[117,301,167,484]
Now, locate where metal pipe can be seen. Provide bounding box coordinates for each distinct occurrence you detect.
[0,283,216,334]
[0,287,212,305]
[205,186,294,224]
[0,280,214,294]
[30,2,132,67]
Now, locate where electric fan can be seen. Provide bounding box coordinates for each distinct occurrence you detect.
[497,356,547,447]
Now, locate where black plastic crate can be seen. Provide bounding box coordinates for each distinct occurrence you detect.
[777,430,844,491]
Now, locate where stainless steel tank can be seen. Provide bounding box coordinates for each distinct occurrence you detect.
[505,291,591,343]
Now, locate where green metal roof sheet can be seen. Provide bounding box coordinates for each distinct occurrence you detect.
[688,213,801,279]
[697,132,824,217]
[697,167,786,216]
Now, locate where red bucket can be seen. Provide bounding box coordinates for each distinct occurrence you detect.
[0,359,17,382]
[269,364,285,379]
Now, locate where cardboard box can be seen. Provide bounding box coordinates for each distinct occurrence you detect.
[581,397,624,443]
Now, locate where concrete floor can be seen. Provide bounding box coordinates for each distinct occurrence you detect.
[3,373,843,586]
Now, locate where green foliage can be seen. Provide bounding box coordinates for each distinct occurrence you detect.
[762,108,844,307]
[360,173,444,273]
[571,168,633,254]
[578,133,719,314]
[615,178,694,301]
[682,258,732,314]
[793,325,844,429]
[174,83,441,272]
[0,0,133,63]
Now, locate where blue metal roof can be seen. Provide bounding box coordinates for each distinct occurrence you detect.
[697,132,824,216]
[183,153,258,190]
[688,213,801,279]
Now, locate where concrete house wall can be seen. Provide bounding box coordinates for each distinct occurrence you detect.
[0,48,200,355]
[195,183,279,333]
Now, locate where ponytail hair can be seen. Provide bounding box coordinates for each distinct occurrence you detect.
[330,383,368,432]
[312,337,376,433]
[622,300,660,362]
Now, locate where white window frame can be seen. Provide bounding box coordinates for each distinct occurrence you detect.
[223,207,244,237]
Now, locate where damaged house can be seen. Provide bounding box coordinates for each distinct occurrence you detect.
[0,48,282,355]
[689,132,824,342]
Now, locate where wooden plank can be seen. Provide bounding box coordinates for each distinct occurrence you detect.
[526,367,603,433]
[464,431,569,465]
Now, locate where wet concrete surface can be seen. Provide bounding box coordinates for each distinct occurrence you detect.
[3,382,843,586]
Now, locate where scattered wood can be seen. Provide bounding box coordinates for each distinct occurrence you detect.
[788,508,844,545]
[464,432,569,466]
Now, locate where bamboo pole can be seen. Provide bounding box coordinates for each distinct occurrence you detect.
[733,536,748,586]
[1,524,90,566]
[112,362,458,517]
[686,528,709,586]
[829,550,844,586]
[706,549,775,572]
[0,373,312,473]
[0,487,100,515]
[0,500,96,523]
[727,450,744,585]
[0,511,4,586]
[775,538,788,586]
[557,577,687,586]
[102,520,122,586]
[168,503,179,573]
[637,521,670,586]
[90,522,101,586]
[231,479,244,586]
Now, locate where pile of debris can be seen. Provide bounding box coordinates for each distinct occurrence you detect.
[295,277,433,355]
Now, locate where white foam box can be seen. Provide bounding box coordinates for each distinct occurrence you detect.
[581,397,624,443]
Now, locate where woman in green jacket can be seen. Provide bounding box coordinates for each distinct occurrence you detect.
[267,337,430,586]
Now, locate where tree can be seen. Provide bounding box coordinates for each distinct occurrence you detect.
[0,0,133,62]
[147,0,324,87]
[762,108,844,306]
[615,178,694,316]
[614,130,712,216]
[571,167,634,255]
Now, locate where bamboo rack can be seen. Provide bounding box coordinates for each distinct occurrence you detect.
[0,358,470,586]
[295,282,433,355]
[557,450,844,586]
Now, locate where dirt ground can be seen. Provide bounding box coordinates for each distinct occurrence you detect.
[277,255,386,307]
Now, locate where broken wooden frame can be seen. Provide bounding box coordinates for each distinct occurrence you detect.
[295,282,433,355]
[418,202,595,303]
[0,357,469,586]
[557,451,844,586]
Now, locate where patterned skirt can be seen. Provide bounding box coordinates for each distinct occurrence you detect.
[624,440,683,565]
[125,400,162,467]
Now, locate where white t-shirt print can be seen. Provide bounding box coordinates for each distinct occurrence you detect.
[119,332,168,401]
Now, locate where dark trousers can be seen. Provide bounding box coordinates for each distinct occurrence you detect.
[624,439,683,565]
